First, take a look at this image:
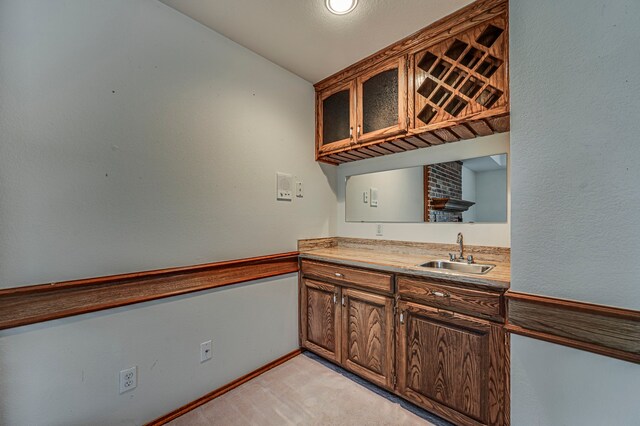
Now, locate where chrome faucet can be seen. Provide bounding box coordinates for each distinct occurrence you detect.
[456,232,464,260]
[450,233,474,263]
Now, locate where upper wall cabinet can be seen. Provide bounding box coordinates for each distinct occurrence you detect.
[317,57,408,158]
[314,0,509,165]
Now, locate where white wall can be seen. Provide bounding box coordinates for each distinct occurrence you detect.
[0,0,336,424]
[461,165,477,222]
[345,167,424,222]
[474,169,507,222]
[0,276,299,426]
[337,133,511,247]
[510,0,640,424]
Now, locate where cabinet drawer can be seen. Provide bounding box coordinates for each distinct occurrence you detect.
[397,276,503,321]
[301,260,393,294]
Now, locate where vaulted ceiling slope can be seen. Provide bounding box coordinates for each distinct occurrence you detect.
[159,0,472,83]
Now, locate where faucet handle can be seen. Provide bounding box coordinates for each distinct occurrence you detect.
[467,255,474,264]
[449,253,457,262]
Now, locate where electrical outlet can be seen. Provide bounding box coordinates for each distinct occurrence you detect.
[296,181,303,198]
[119,366,137,394]
[200,340,212,362]
[376,224,384,236]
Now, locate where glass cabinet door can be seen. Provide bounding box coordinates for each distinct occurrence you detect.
[317,80,356,154]
[356,56,407,143]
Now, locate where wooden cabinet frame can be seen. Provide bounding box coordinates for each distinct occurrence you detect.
[314,0,509,164]
[299,259,510,425]
[316,80,357,158]
[317,57,408,158]
[341,288,395,389]
[300,278,342,363]
[355,56,408,144]
[396,301,508,426]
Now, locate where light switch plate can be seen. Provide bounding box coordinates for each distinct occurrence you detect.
[363,191,369,203]
[370,188,378,207]
[200,340,212,362]
[276,172,293,201]
[296,181,303,198]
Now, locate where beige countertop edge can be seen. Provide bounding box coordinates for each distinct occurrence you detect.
[299,253,510,290]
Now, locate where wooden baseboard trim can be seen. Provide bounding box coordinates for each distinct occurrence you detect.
[506,291,640,364]
[146,349,303,425]
[0,252,299,330]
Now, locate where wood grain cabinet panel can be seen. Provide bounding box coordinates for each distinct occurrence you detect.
[341,288,395,389]
[300,278,342,363]
[397,301,507,426]
[301,260,393,294]
[397,276,503,321]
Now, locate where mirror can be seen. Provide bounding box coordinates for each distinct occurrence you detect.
[345,154,507,223]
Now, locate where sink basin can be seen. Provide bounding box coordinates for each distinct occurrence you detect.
[418,260,495,275]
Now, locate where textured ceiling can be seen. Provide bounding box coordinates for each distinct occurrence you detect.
[159,0,473,83]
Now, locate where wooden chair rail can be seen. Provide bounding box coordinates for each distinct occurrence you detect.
[505,291,640,364]
[0,252,299,330]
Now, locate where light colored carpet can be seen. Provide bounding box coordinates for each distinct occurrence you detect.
[168,354,435,426]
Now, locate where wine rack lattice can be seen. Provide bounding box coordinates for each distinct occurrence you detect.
[414,16,508,127]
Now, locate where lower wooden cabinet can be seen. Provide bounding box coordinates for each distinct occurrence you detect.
[301,278,396,389]
[396,301,508,426]
[300,260,509,426]
[300,278,342,363]
[342,288,395,389]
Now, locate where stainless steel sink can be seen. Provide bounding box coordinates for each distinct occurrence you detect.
[418,260,495,275]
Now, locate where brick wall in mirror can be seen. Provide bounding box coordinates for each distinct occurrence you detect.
[345,154,507,223]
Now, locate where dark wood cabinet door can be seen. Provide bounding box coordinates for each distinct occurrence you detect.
[300,278,342,363]
[356,56,408,144]
[341,288,394,389]
[316,80,356,157]
[397,301,507,426]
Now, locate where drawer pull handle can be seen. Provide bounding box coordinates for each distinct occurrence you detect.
[431,290,450,298]
[334,273,344,278]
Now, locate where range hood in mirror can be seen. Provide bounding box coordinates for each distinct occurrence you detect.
[431,198,475,213]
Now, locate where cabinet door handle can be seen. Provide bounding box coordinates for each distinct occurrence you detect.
[333,293,337,304]
[341,295,346,306]
[399,312,405,324]
[431,290,450,298]
[357,125,361,138]
[334,272,344,278]
[349,127,353,140]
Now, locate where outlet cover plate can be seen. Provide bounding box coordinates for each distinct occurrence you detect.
[119,366,137,394]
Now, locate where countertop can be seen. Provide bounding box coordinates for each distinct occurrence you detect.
[298,238,510,290]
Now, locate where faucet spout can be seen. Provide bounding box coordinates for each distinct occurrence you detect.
[456,232,464,260]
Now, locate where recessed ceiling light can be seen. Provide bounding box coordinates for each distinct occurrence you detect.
[326,0,358,15]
